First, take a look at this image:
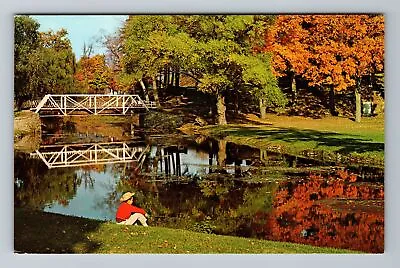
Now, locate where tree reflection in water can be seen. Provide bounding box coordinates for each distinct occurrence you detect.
[14,152,79,209]
[14,138,384,253]
[253,171,384,253]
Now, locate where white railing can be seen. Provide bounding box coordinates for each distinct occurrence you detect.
[30,142,150,169]
[32,94,157,116]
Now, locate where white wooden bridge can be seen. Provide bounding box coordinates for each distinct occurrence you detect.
[31,94,157,116]
[30,142,150,169]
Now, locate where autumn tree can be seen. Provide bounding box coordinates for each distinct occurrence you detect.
[266,15,384,122]
[75,54,113,94]
[264,15,312,106]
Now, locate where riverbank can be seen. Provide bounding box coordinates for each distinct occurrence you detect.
[14,209,357,254]
[14,110,41,152]
[181,113,384,167]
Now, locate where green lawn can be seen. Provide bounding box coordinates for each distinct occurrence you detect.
[198,114,384,167]
[14,209,357,254]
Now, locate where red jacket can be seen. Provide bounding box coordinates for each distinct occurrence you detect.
[115,202,146,222]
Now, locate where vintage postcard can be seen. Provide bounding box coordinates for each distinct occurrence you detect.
[14,14,384,254]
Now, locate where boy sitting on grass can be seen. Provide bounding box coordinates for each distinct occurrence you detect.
[116,192,148,226]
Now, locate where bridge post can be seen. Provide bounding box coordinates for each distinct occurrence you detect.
[94,96,97,115]
[63,96,67,115]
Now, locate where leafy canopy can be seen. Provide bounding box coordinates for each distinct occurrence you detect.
[120,15,286,107]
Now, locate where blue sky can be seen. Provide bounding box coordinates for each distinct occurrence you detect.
[31,15,128,59]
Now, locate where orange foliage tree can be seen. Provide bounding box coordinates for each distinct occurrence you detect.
[74,55,114,94]
[265,15,384,121]
[265,15,312,105]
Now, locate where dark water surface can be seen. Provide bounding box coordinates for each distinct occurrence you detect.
[14,122,384,253]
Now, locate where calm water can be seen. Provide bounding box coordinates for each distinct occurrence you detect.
[14,122,384,253]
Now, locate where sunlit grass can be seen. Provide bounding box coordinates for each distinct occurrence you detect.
[199,115,384,166]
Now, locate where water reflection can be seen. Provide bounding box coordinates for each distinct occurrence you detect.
[30,142,149,168]
[14,152,78,209]
[14,134,384,253]
[254,172,384,253]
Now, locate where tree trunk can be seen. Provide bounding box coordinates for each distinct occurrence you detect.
[16,98,24,111]
[291,74,297,106]
[260,149,268,163]
[163,67,168,88]
[355,88,362,123]
[171,71,175,88]
[159,72,163,89]
[216,93,227,125]
[175,151,181,176]
[329,86,337,116]
[175,68,180,88]
[152,75,160,107]
[139,79,150,102]
[165,67,170,88]
[233,91,239,116]
[259,98,267,119]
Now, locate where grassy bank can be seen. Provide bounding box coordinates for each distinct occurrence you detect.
[193,114,384,167]
[14,209,357,254]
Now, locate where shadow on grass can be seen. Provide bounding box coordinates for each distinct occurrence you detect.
[220,126,384,155]
[227,112,273,126]
[15,209,103,253]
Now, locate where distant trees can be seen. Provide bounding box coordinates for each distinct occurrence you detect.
[74,54,114,93]
[265,15,384,122]
[14,16,75,110]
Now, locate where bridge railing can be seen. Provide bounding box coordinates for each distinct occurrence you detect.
[32,94,157,116]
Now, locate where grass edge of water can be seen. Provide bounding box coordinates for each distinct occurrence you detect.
[14,209,360,254]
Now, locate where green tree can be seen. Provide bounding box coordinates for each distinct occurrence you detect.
[177,15,285,124]
[121,15,178,105]
[119,15,285,124]
[14,15,40,108]
[14,16,75,109]
[36,29,76,95]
